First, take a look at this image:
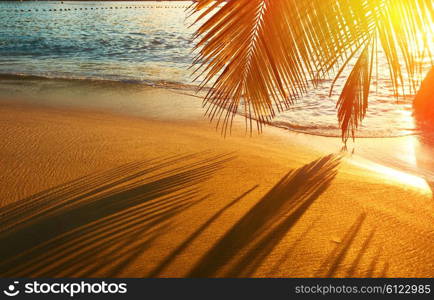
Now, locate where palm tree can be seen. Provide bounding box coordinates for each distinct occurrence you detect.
[189,0,434,142]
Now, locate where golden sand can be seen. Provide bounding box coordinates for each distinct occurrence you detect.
[0,84,432,278]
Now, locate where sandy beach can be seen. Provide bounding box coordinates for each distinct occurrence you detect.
[0,78,433,278]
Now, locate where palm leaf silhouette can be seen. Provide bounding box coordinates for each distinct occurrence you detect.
[191,0,434,142]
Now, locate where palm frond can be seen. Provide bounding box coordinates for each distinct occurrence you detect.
[376,0,434,93]
[191,0,434,139]
[337,39,375,142]
[192,0,312,134]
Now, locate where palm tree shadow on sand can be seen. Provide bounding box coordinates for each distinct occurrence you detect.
[185,154,341,278]
[316,214,388,278]
[0,151,234,277]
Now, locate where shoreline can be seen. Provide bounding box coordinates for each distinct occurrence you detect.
[1,75,433,183]
[0,73,419,139]
[0,73,202,93]
[1,76,432,181]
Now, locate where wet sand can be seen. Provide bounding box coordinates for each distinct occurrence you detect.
[0,79,432,277]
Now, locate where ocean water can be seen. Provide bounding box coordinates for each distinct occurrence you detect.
[0,1,427,137]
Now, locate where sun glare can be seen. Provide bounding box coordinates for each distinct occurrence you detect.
[352,157,432,195]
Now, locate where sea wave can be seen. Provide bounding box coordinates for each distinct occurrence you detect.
[0,72,201,92]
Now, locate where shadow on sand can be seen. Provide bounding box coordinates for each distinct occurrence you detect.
[315,213,389,278]
[0,152,234,277]
[185,154,341,277]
